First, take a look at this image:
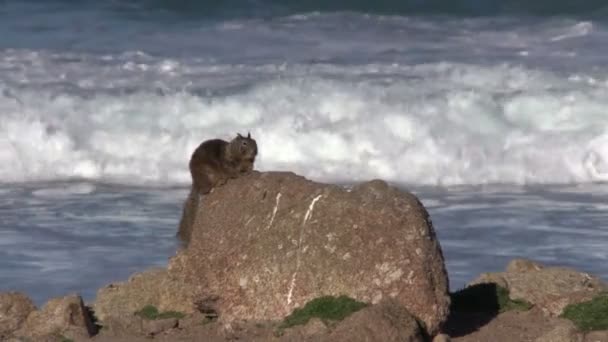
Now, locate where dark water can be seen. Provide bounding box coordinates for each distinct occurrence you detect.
[0,182,606,305]
[3,0,607,19]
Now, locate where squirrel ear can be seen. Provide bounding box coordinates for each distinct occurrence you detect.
[237,133,243,138]
[247,132,251,138]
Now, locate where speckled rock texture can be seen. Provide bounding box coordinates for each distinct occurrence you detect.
[470,258,607,317]
[0,292,36,339]
[168,171,450,335]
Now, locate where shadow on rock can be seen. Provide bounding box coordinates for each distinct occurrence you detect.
[444,283,504,337]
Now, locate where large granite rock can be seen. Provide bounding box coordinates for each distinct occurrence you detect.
[168,171,450,335]
[471,258,607,317]
[0,292,36,338]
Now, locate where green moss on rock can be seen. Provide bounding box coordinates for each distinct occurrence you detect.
[135,305,185,320]
[495,286,532,312]
[280,295,367,329]
[561,293,608,332]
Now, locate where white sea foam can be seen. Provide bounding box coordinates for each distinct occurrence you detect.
[550,21,594,42]
[31,183,96,197]
[1,14,608,187]
[1,59,608,186]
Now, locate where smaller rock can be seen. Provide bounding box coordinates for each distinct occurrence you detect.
[102,315,144,336]
[14,294,96,340]
[220,320,248,340]
[535,319,583,342]
[280,317,329,340]
[433,333,451,342]
[507,259,544,273]
[469,259,607,317]
[585,330,608,342]
[93,268,195,325]
[300,318,328,337]
[469,273,509,290]
[324,299,424,342]
[0,292,36,338]
[177,312,210,329]
[142,317,178,336]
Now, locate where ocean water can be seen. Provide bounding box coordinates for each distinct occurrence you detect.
[1,0,607,305]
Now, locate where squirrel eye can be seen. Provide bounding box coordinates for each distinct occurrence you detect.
[242,141,248,146]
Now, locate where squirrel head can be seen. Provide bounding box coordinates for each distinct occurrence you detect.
[229,132,258,164]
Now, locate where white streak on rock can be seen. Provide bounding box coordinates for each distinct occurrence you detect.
[287,273,297,306]
[287,194,323,305]
[266,193,281,230]
[303,194,323,224]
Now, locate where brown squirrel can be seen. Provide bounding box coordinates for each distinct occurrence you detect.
[177,132,258,245]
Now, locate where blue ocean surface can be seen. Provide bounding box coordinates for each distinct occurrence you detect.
[1,0,607,304]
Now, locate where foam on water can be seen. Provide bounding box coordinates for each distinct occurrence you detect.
[31,183,96,197]
[2,13,608,187]
[1,11,607,189]
[2,58,608,186]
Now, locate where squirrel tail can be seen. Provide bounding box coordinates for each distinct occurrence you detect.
[177,187,200,247]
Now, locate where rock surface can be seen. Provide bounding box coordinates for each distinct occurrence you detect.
[322,299,425,342]
[14,294,96,340]
[449,308,584,342]
[0,292,36,338]
[93,268,196,325]
[471,258,607,316]
[584,330,608,342]
[168,172,450,335]
[433,334,451,342]
[142,317,178,336]
[535,319,583,342]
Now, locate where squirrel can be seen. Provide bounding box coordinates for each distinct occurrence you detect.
[177,132,258,245]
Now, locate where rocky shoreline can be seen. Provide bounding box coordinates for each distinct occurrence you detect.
[1,172,606,342]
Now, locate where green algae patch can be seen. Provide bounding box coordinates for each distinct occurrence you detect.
[451,283,532,313]
[561,293,608,332]
[135,305,185,320]
[495,286,533,312]
[279,295,367,329]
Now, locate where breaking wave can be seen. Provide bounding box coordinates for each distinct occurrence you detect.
[2,61,608,186]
